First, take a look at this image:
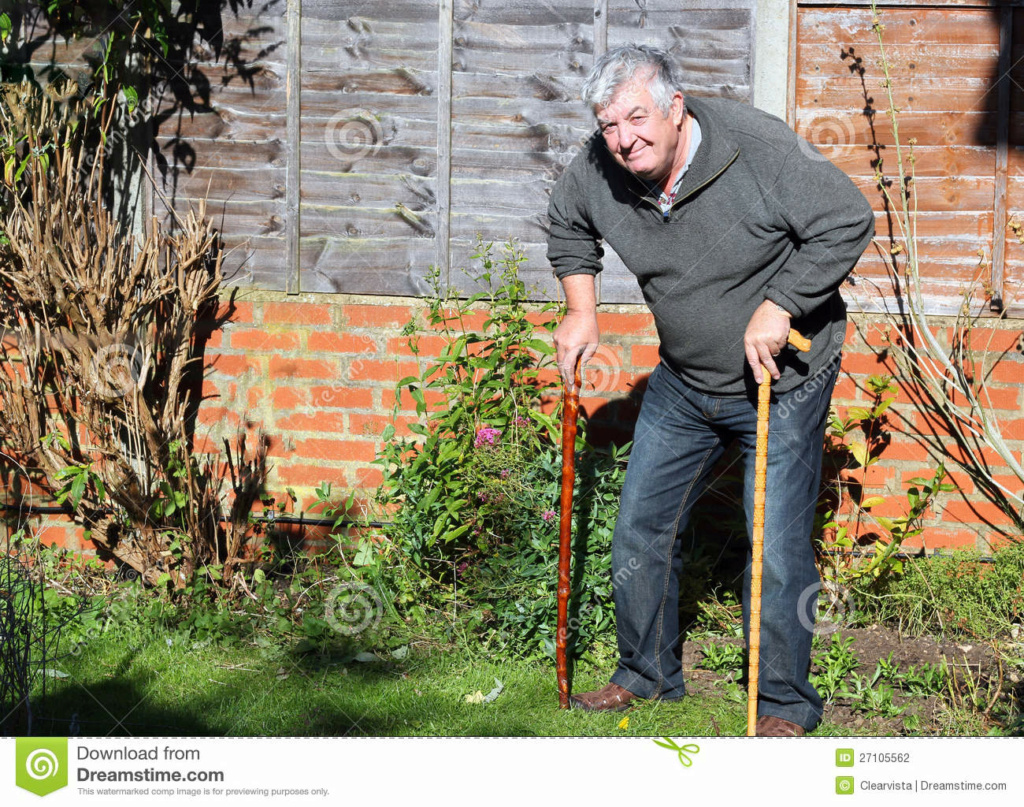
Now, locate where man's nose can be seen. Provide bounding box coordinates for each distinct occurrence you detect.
[618,124,638,150]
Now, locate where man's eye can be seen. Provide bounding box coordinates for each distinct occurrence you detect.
[631,116,647,125]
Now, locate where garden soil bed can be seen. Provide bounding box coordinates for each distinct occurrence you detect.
[682,623,1017,735]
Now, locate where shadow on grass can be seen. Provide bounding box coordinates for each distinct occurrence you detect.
[22,639,415,737]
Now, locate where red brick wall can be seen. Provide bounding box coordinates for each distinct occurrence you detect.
[12,294,1024,556]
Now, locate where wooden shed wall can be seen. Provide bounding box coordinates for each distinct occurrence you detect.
[794,0,1024,317]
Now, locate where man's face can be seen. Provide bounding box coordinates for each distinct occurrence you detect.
[595,79,686,185]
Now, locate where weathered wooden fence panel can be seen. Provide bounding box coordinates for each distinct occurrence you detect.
[449,0,594,297]
[2,1,754,303]
[298,0,441,295]
[150,3,291,291]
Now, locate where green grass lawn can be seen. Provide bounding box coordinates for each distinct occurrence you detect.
[29,632,863,738]
[23,541,1023,738]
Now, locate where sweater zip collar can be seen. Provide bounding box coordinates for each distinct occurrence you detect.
[627,147,740,217]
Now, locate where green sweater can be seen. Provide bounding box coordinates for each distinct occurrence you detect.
[547,96,875,395]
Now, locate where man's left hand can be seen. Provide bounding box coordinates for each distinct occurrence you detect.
[744,299,791,384]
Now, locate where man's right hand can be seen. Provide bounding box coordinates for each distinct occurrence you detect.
[553,308,599,392]
[553,273,600,392]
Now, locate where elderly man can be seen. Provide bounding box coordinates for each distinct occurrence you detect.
[547,45,874,735]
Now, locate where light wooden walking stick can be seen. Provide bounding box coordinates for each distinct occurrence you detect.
[747,328,811,736]
[557,356,582,709]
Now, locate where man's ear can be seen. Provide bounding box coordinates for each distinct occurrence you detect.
[671,92,685,127]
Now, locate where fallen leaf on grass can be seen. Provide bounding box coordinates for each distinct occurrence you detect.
[465,678,504,705]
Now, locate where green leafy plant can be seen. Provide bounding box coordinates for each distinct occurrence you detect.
[53,461,106,512]
[698,641,744,676]
[841,669,905,719]
[810,634,860,703]
[354,241,629,658]
[378,241,559,548]
[902,661,949,698]
[817,373,954,585]
[857,542,1024,638]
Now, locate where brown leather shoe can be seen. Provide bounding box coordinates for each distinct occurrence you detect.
[756,715,806,736]
[569,682,641,712]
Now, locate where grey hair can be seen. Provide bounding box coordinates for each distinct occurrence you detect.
[581,44,686,115]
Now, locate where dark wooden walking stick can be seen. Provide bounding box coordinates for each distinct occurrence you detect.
[557,356,582,709]
[747,328,811,736]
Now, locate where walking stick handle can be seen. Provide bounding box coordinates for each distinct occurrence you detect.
[787,328,811,353]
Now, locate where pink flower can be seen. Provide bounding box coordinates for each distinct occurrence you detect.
[474,427,502,448]
[542,509,557,522]
[500,468,511,479]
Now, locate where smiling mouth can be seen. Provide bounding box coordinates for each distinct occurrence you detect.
[622,151,653,174]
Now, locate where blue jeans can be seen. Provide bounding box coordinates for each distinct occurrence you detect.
[609,356,839,730]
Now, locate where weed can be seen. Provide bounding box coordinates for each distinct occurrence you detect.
[902,661,949,698]
[811,634,860,703]
[351,241,627,660]
[840,668,905,720]
[698,642,744,676]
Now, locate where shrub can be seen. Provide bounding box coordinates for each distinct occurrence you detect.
[0,83,267,587]
[362,242,628,659]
